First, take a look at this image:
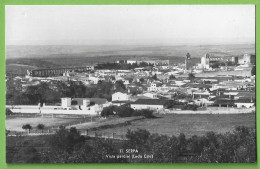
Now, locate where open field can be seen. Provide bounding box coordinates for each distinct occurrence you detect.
[89,113,255,138]
[70,116,144,130]
[6,115,99,131]
[6,113,255,137]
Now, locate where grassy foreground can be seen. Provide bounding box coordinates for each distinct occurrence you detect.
[93,113,255,137]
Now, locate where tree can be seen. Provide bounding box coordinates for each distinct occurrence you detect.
[6,108,13,115]
[6,129,10,136]
[139,78,144,83]
[37,124,45,133]
[169,75,176,80]
[100,106,117,117]
[49,127,85,153]
[115,80,126,92]
[188,73,195,81]
[129,87,142,96]
[177,133,187,152]
[251,66,256,76]
[115,105,134,117]
[151,74,158,80]
[22,124,32,133]
[137,109,154,118]
[126,129,151,148]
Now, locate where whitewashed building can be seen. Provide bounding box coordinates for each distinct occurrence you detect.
[112,92,129,101]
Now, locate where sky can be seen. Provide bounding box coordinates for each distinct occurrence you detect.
[6,5,255,46]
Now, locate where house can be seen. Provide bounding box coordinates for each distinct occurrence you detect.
[174,80,187,86]
[213,99,235,107]
[193,98,214,106]
[85,98,108,105]
[148,82,162,92]
[234,98,255,108]
[42,97,101,115]
[192,90,211,99]
[130,99,171,110]
[88,76,104,84]
[112,92,129,101]
[86,98,108,110]
[143,92,158,99]
[234,91,255,100]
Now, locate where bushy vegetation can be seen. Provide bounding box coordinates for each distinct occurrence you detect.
[133,109,154,118]
[7,126,255,163]
[251,66,256,76]
[12,147,41,163]
[95,62,153,70]
[6,79,127,105]
[42,127,126,163]
[48,126,85,153]
[181,104,198,111]
[100,106,117,117]
[6,108,13,115]
[101,105,155,118]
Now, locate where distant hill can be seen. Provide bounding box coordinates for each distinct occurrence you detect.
[6,44,255,59]
[5,44,255,75]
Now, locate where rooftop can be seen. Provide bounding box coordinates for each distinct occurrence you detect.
[131,99,170,105]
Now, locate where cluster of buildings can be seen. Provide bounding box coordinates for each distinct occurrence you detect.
[6,53,255,115]
[116,57,170,66]
[199,53,255,70]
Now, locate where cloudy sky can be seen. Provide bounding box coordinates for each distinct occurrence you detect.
[6,5,255,45]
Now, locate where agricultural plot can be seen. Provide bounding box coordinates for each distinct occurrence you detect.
[92,113,255,138]
[6,115,99,131]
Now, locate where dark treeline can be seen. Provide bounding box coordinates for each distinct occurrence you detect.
[6,80,127,105]
[95,62,153,70]
[8,126,255,163]
[101,105,154,118]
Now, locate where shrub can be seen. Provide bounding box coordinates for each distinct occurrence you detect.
[139,109,154,118]
[12,147,41,163]
[132,110,141,116]
[181,104,198,111]
[6,108,13,115]
[101,106,117,117]
[115,105,134,117]
[49,127,85,153]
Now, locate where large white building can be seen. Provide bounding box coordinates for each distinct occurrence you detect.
[112,92,130,101]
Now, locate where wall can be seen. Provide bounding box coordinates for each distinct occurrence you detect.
[7,105,99,115]
[163,107,255,114]
[130,104,164,110]
[235,103,254,108]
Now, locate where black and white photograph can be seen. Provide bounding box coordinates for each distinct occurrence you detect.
[5,5,256,163]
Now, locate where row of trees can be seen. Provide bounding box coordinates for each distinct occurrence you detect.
[21,123,45,133]
[9,126,255,163]
[6,80,128,105]
[101,105,154,118]
[95,62,153,70]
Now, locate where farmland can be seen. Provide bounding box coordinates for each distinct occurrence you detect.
[5,115,100,131]
[6,113,255,137]
[88,113,255,138]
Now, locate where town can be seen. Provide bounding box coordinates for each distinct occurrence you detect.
[4,4,256,164]
[6,52,255,115]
